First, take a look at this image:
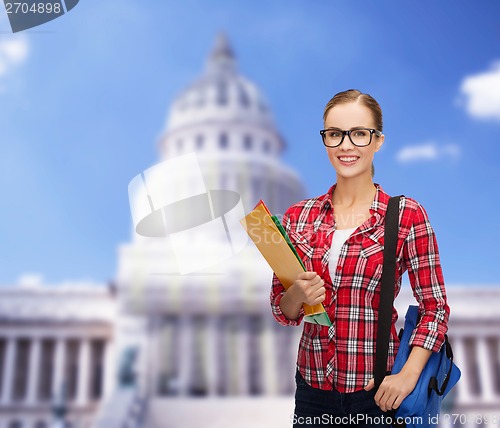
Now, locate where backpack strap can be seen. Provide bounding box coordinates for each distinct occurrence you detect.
[374,195,402,390]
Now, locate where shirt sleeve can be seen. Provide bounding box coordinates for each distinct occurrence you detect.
[269,210,305,327]
[403,202,450,352]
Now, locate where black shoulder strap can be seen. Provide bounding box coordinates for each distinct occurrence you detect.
[374,195,402,390]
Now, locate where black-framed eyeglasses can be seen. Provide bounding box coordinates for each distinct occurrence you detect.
[320,127,382,148]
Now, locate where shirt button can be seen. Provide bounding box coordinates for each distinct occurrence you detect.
[336,265,342,271]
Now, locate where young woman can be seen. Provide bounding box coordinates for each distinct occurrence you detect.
[270,89,450,427]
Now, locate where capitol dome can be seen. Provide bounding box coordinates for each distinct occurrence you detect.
[166,34,277,131]
[159,33,285,160]
[157,33,303,217]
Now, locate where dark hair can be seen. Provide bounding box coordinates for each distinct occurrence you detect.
[323,89,383,132]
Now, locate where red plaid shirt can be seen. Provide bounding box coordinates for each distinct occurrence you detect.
[270,183,449,393]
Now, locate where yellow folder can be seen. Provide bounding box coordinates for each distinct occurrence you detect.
[240,201,331,326]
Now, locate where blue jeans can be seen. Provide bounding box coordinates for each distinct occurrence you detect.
[292,370,392,428]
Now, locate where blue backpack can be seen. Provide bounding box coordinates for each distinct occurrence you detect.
[390,305,461,427]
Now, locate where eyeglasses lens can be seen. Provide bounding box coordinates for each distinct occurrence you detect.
[350,129,370,146]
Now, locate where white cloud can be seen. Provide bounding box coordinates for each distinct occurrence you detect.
[396,142,461,163]
[459,61,500,121]
[17,273,43,288]
[0,37,28,75]
[0,15,29,90]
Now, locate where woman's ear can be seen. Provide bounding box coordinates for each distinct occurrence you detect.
[374,134,384,152]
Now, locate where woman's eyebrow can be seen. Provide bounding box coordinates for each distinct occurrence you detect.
[324,126,369,130]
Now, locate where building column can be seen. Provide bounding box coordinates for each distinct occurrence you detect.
[136,323,148,398]
[52,338,66,402]
[260,318,278,395]
[76,339,90,406]
[237,318,249,395]
[103,339,115,399]
[452,336,472,405]
[1,337,17,405]
[206,317,218,396]
[476,337,496,403]
[227,320,238,395]
[147,318,161,397]
[26,337,41,405]
[178,316,193,396]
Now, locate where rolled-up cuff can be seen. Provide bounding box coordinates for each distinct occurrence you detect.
[270,292,305,326]
[409,325,446,353]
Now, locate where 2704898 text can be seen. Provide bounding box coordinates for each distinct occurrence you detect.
[5,2,61,14]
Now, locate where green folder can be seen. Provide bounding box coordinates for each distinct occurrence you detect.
[271,215,331,327]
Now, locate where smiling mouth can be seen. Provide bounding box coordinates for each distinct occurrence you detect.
[338,156,360,165]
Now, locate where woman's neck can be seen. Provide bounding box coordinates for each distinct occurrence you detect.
[333,174,376,206]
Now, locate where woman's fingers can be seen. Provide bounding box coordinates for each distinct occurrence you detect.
[364,378,375,391]
[374,374,413,412]
[297,271,318,281]
[293,272,326,305]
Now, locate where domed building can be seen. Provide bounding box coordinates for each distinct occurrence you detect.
[112,33,307,427]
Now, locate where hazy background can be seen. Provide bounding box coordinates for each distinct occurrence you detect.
[1,0,499,286]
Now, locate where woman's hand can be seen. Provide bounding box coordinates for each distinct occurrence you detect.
[279,271,326,320]
[364,346,431,412]
[290,271,326,306]
[364,371,419,412]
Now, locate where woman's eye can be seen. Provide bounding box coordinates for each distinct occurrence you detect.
[353,130,368,137]
[329,131,342,138]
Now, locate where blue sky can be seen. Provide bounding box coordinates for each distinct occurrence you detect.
[1,0,499,285]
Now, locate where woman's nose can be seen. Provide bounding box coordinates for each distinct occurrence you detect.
[338,134,355,150]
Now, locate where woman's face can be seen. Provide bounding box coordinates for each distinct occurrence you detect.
[323,102,384,180]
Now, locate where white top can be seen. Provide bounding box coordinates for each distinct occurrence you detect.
[328,227,357,281]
